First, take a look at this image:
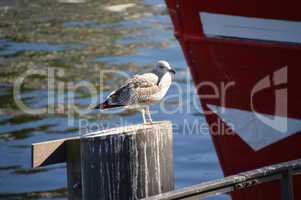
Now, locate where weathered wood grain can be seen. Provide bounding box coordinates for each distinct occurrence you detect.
[66,139,82,200]
[81,121,174,200]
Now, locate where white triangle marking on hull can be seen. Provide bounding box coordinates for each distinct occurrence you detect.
[207,104,301,151]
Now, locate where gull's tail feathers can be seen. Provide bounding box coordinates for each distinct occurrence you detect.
[94,102,123,110]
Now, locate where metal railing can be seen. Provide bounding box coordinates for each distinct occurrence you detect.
[143,159,301,200]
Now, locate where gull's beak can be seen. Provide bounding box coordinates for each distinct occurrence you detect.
[169,69,176,74]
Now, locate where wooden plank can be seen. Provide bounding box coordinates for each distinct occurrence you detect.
[31,136,78,168]
[80,121,174,200]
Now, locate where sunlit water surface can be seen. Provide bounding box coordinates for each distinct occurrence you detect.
[0,0,229,199]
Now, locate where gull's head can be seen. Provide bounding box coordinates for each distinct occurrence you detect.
[153,60,175,76]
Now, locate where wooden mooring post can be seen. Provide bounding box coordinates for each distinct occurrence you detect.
[31,121,174,200]
[81,121,174,199]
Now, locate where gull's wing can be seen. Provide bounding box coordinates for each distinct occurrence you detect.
[101,74,160,108]
[134,73,159,85]
[129,75,160,103]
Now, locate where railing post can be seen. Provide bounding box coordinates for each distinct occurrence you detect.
[280,168,294,200]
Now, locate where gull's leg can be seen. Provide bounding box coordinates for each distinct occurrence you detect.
[140,108,146,123]
[146,106,153,123]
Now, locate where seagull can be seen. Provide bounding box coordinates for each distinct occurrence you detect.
[95,60,175,123]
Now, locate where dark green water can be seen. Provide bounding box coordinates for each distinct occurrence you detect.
[0,0,229,199]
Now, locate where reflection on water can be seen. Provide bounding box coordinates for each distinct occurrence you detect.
[0,0,228,199]
[0,39,83,57]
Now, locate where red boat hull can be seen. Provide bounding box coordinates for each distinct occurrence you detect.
[165,0,301,199]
